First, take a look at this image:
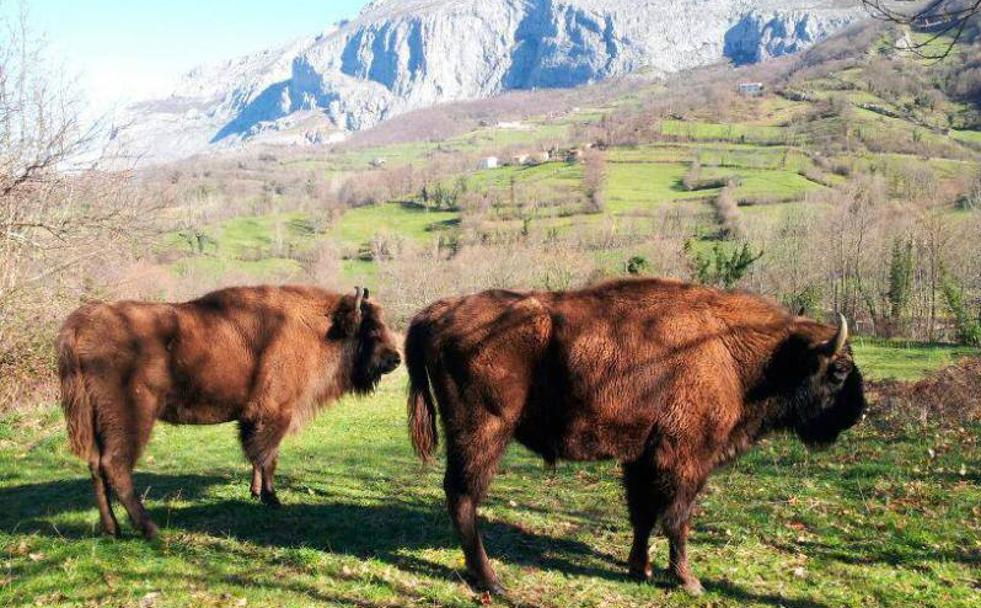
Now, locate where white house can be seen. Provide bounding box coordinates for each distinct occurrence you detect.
[479,156,499,170]
[738,82,764,96]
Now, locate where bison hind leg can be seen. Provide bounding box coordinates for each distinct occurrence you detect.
[100,451,158,540]
[442,421,516,595]
[623,459,706,595]
[94,387,160,539]
[623,459,667,581]
[88,460,119,537]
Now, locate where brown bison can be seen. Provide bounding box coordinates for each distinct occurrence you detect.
[58,285,400,539]
[406,278,866,595]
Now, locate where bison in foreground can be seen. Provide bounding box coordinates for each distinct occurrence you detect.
[406,278,866,595]
[59,286,400,539]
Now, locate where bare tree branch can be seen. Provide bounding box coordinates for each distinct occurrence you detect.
[859,0,980,60]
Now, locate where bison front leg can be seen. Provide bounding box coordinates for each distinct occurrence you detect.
[239,413,290,508]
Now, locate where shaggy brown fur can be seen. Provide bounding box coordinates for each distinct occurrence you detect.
[59,285,400,538]
[407,278,866,595]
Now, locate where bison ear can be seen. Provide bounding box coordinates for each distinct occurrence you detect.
[331,287,365,338]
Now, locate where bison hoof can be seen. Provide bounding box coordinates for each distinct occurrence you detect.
[628,564,653,582]
[680,578,704,596]
[100,524,120,538]
[142,521,160,541]
[478,579,505,596]
[261,492,282,509]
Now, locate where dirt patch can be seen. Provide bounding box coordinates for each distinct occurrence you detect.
[866,357,981,432]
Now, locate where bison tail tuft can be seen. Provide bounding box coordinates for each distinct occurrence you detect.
[57,327,96,461]
[405,317,438,463]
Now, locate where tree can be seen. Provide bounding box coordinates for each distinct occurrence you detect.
[1,5,156,409]
[859,0,980,60]
[886,236,915,331]
[941,270,981,345]
[582,149,606,213]
[1,4,106,301]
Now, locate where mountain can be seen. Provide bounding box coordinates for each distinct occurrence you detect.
[111,0,864,165]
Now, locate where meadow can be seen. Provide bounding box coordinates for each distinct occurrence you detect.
[1,342,979,608]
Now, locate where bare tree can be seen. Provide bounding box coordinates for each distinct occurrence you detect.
[0,5,158,410]
[582,149,606,213]
[859,0,980,60]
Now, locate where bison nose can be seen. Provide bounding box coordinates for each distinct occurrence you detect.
[381,351,401,373]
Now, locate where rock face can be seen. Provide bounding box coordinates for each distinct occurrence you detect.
[113,0,863,164]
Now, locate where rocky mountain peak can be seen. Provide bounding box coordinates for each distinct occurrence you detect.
[111,0,864,165]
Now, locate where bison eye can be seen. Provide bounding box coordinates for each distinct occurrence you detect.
[828,359,852,384]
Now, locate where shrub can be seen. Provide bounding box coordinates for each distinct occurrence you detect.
[686,241,763,289]
[941,273,981,346]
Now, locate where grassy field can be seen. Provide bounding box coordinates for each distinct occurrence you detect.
[659,121,792,146]
[2,344,978,607]
[331,203,459,250]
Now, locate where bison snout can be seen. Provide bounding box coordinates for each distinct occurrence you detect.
[379,351,401,374]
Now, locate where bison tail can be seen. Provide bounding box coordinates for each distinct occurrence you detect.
[57,327,96,461]
[405,317,438,463]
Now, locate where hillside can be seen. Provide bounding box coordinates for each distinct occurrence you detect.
[141,19,980,341]
[110,0,864,165]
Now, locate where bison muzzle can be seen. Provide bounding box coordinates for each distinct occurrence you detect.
[406,278,866,595]
[58,285,400,539]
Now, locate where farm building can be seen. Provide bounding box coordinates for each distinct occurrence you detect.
[566,148,585,162]
[738,82,764,96]
[479,156,499,169]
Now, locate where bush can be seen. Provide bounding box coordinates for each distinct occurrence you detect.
[941,273,981,346]
[869,357,981,433]
[686,241,763,289]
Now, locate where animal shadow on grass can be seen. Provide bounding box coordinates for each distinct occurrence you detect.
[0,474,899,607]
[0,473,619,577]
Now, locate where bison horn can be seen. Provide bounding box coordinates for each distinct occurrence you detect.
[828,314,848,356]
[354,286,365,312]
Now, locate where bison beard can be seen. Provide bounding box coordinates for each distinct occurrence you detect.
[407,278,867,595]
[58,285,400,539]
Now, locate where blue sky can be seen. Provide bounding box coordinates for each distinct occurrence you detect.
[14,0,369,112]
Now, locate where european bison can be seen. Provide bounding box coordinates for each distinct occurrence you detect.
[59,285,400,539]
[406,278,866,595]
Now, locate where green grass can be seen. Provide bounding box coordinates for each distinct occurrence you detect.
[950,129,981,148]
[605,162,702,210]
[2,344,978,607]
[659,121,791,146]
[214,213,321,260]
[331,203,459,250]
[851,337,981,381]
[702,167,824,201]
[165,212,324,282]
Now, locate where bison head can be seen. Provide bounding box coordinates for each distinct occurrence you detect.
[333,287,401,394]
[770,315,867,449]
